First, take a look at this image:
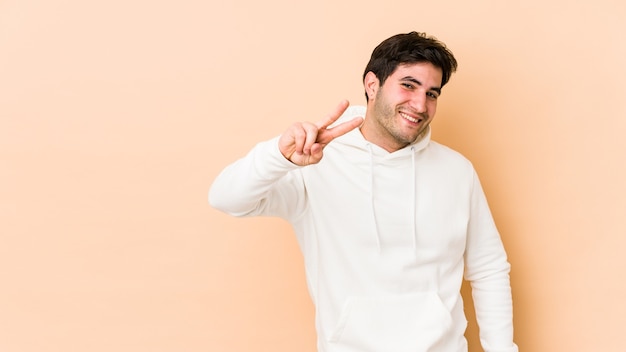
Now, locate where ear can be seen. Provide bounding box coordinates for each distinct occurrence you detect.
[363,71,379,100]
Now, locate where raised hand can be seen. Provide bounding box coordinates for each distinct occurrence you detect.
[279,100,364,166]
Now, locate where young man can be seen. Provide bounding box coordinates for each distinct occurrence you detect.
[209,32,518,352]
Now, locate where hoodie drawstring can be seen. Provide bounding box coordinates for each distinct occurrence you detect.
[411,146,417,250]
[367,143,417,253]
[366,144,382,253]
[367,144,418,253]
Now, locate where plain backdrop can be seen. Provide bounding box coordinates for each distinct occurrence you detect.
[1,0,625,351]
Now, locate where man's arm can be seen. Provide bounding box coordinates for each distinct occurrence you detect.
[464,171,519,352]
[208,136,302,218]
[209,100,363,219]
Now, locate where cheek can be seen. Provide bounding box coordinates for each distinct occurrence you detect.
[428,101,438,115]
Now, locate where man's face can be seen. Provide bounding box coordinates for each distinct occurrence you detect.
[362,62,443,152]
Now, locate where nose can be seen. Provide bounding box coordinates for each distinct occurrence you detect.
[410,92,427,113]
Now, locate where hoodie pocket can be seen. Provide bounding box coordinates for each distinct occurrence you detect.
[329,293,453,352]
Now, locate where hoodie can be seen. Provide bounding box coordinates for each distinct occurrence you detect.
[209,106,518,352]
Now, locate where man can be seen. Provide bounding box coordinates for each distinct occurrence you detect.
[209,32,518,352]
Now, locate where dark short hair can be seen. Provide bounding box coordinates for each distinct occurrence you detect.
[363,32,458,101]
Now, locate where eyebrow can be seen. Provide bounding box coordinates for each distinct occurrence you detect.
[400,76,442,95]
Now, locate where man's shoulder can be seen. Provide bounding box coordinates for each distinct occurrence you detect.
[426,140,474,168]
[427,140,465,157]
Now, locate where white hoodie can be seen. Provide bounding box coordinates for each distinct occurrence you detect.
[209,106,518,352]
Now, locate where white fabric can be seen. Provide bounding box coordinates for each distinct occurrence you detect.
[209,106,518,352]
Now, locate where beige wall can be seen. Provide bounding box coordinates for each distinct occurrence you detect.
[2,0,625,351]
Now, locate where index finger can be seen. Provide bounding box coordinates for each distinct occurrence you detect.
[318,115,364,144]
[315,100,350,130]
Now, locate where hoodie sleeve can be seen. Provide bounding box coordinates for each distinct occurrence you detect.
[464,171,519,352]
[208,136,307,220]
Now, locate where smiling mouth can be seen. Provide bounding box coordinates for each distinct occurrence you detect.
[399,111,423,124]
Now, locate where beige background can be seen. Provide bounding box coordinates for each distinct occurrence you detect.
[1,0,625,351]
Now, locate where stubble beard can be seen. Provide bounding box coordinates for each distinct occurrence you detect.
[372,94,430,149]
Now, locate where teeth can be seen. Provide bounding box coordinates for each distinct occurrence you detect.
[400,112,419,123]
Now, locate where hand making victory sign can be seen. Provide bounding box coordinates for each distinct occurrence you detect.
[279,100,364,166]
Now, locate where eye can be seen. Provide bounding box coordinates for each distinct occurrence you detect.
[427,91,439,99]
[401,83,415,90]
